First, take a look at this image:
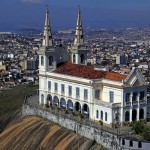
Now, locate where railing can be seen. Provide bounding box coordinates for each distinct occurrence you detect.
[54,90,58,94]
[61,92,65,96]
[132,101,138,106]
[139,100,146,105]
[125,102,131,106]
[94,100,110,107]
[76,95,80,99]
[48,88,51,92]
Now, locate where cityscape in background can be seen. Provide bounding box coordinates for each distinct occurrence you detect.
[1,27,150,86]
[0,1,150,150]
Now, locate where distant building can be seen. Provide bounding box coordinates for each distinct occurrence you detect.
[116,54,126,65]
[20,59,38,70]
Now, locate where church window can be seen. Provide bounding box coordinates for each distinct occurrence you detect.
[95,90,100,100]
[101,111,103,120]
[76,87,80,98]
[109,91,114,103]
[105,112,107,121]
[138,141,142,148]
[132,92,137,101]
[80,54,85,64]
[129,140,133,147]
[122,139,125,145]
[68,86,72,96]
[61,84,65,94]
[125,93,130,102]
[96,110,99,118]
[48,81,51,90]
[84,89,88,100]
[140,91,145,100]
[41,56,44,66]
[49,56,53,66]
[54,83,58,92]
[73,54,76,63]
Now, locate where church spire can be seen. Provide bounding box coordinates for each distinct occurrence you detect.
[73,6,84,47]
[42,6,53,47]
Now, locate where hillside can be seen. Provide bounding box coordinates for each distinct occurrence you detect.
[0,84,38,116]
[0,115,105,150]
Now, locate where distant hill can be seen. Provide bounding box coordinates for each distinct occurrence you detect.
[16,28,42,34]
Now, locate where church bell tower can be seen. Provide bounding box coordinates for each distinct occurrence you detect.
[38,6,57,73]
[70,6,89,65]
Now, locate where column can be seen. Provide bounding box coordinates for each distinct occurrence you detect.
[137,92,140,106]
[137,108,139,121]
[120,107,124,123]
[111,109,114,124]
[144,107,147,119]
[130,108,132,122]
[73,105,76,112]
[75,54,78,64]
[137,93,140,121]
[130,92,133,106]
[59,101,61,108]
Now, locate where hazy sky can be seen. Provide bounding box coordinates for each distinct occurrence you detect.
[0,0,150,31]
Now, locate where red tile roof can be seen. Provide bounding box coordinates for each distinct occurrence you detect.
[53,62,127,81]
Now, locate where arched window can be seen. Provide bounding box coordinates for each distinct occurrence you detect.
[41,56,44,66]
[101,111,103,120]
[105,112,107,121]
[49,56,53,66]
[122,139,125,145]
[125,111,130,122]
[73,54,76,63]
[139,108,144,119]
[132,109,137,121]
[80,54,85,64]
[129,140,133,147]
[96,110,99,118]
[138,141,142,148]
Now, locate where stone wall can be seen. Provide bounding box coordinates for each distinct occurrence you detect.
[22,104,150,150]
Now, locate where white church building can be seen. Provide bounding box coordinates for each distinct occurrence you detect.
[38,7,148,127]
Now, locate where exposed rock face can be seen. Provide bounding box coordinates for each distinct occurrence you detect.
[0,116,104,150]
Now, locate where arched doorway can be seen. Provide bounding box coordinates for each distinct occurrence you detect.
[67,99,73,112]
[139,108,144,119]
[41,94,44,105]
[82,104,90,117]
[75,102,81,113]
[80,54,85,64]
[132,109,137,121]
[53,96,59,108]
[47,94,52,106]
[125,111,130,122]
[60,98,66,110]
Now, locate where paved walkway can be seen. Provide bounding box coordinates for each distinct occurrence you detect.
[26,95,133,136]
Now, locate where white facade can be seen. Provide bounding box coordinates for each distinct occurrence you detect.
[39,68,148,127]
[38,7,148,127]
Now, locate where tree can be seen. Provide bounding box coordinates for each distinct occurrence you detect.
[132,121,145,134]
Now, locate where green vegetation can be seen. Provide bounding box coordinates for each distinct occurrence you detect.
[132,121,150,141]
[0,84,38,116]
